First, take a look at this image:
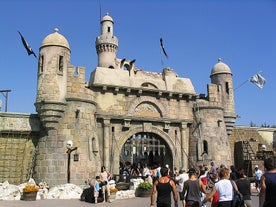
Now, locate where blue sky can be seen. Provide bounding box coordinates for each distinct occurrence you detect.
[1,0,276,127]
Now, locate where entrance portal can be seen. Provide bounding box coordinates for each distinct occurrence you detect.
[120,132,173,170]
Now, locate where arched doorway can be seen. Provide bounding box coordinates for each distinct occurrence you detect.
[120,132,173,172]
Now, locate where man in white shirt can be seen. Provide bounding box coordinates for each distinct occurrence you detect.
[254,165,262,193]
[174,168,189,207]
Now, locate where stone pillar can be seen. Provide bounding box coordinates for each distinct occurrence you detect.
[181,122,188,170]
[103,119,110,170]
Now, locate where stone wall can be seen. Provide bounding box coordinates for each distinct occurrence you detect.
[0,113,40,185]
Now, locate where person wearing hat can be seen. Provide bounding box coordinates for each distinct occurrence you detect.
[150,167,178,207]
[254,165,262,193]
[182,168,206,207]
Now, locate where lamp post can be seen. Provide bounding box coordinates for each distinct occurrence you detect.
[0,90,11,112]
[66,146,78,183]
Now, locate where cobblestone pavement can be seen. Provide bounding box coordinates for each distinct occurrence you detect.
[0,190,260,207]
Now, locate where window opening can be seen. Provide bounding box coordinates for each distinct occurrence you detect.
[203,140,208,154]
[39,55,44,73]
[58,56,63,73]
[225,82,229,94]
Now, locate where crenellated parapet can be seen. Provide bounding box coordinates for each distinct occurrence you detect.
[66,65,95,103]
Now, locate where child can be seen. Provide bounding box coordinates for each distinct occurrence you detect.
[94,176,101,204]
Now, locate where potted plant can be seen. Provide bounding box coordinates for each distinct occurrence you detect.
[22,184,39,201]
[110,187,118,194]
[109,187,118,200]
[136,181,153,197]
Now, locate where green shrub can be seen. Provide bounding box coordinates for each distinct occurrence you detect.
[137,182,153,191]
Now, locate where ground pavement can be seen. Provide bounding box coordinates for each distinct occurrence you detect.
[0,189,260,207]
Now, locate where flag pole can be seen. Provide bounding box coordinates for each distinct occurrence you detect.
[234,80,248,91]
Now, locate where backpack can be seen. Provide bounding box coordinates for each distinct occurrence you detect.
[230,181,244,207]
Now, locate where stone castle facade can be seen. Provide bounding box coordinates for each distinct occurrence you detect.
[0,14,238,186]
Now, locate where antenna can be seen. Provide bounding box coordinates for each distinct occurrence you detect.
[99,0,102,22]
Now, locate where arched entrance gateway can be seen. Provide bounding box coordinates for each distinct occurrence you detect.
[120,132,173,172]
[109,123,180,179]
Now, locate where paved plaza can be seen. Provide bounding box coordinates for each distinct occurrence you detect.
[0,190,260,207]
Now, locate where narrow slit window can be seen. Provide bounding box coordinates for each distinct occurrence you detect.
[39,55,44,73]
[58,56,64,73]
[226,82,229,94]
[203,140,208,154]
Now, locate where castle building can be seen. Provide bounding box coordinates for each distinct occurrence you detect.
[1,14,237,186]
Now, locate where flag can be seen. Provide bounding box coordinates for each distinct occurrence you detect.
[249,73,266,89]
[160,37,168,58]
[18,31,37,58]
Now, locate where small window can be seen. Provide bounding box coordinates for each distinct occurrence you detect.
[39,55,44,73]
[58,56,64,73]
[225,82,229,94]
[108,27,111,32]
[203,140,208,154]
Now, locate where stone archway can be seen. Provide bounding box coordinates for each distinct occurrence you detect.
[112,125,177,175]
[120,132,173,169]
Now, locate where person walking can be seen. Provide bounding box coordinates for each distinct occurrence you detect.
[199,167,208,207]
[182,168,206,207]
[235,168,252,207]
[203,167,234,207]
[175,168,189,207]
[150,167,178,207]
[254,165,262,194]
[259,157,276,207]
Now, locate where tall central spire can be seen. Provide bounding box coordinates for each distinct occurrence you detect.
[95,13,118,68]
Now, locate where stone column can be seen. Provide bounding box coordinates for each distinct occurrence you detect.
[181,122,188,170]
[103,119,110,170]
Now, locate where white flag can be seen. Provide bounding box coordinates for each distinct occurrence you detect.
[249,73,266,89]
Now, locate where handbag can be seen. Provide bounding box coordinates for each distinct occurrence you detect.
[230,180,244,207]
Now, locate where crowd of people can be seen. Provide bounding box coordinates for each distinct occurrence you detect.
[149,157,276,207]
[80,158,276,206]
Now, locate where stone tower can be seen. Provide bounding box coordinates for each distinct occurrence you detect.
[189,58,236,166]
[36,28,70,129]
[35,28,97,186]
[96,13,118,68]
[210,58,236,135]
